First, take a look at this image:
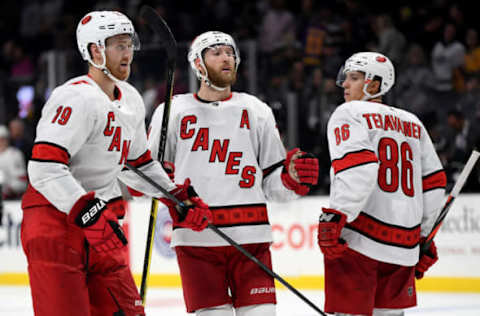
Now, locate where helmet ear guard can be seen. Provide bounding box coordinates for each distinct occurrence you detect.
[338,52,395,100]
[187,31,240,91]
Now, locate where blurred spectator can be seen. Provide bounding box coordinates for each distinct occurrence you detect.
[296,0,326,68]
[0,125,27,199]
[303,69,341,193]
[260,66,289,140]
[258,0,295,90]
[258,0,295,55]
[456,76,480,120]
[2,40,35,84]
[447,3,467,41]
[304,68,341,142]
[395,44,433,115]
[374,14,407,66]
[340,0,374,56]
[431,23,465,120]
[286,60,312,152]
[463,28,480,77]
[317,6,347,58]
[321,39,344,79]
[8,118,34,161]
[439,109,479,191]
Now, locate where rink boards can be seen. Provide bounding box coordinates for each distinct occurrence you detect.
[1,195,480,292]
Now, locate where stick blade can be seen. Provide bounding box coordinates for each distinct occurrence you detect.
[139,5,177,57]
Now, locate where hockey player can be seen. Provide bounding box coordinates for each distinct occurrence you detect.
[20,11,211,316]
[147,31,319,316]
[317,52,446,316]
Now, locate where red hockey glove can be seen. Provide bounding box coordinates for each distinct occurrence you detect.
[281,148,319,196]
[415,237,438,279]
[160,178,212,232]
[67,192,128,253]
[317,208,348,259]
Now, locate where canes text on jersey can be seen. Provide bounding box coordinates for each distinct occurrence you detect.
[104,111,131,164]
[180,109,256,188]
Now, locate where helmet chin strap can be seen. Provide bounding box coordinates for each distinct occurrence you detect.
[87,48,124,83]
[198,59,228,91]
[202,75,228,91]
[362,86,383,101]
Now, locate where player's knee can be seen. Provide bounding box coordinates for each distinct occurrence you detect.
[372,308,404,316]
[195,304,233,316]
[235,303,276,316]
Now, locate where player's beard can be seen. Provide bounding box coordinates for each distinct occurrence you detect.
[205,64,237,88]
[106,60,131,81]
[110,66,130,81]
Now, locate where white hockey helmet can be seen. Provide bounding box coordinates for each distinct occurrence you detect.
[337,52,395,100]
[76,11,140,80]
[187,31,240,90]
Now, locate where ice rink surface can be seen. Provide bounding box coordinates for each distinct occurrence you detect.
[1,286,480,315]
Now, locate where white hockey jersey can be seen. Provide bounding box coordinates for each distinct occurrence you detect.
[23,75,175,213]
[326,100,446,266]
[148,92,299,246]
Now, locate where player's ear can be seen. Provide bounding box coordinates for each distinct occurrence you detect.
[367,79,381,95]
[89,44,103,64]
[194,58,206,75]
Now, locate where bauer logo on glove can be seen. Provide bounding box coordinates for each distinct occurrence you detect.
[79,200,106,226]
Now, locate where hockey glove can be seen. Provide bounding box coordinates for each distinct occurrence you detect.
[281,148,319,196]
[317,208,348,259]
[415,237,438,279]
[67,192,128,253]
[160,178,212,232]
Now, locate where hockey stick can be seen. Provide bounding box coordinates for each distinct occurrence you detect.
[421,149,480,254]
[138,5,177,305]
[125,162,327,316]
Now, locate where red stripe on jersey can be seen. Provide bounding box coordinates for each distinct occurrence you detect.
[127,150,153,168]
[31,142,70,165]
[187,204,269,228]
[332,150,378,174]
[71,80,90,85]
[222,93,233,101]
[346,212,421,248]
[422,170,447,192]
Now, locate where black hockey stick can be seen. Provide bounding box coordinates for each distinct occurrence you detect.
[125,162,327,316]
[140,5,177,162]
[138,5,177,305]
[420,149,480,255]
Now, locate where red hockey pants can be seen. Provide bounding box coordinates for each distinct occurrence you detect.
[21,205,144,316]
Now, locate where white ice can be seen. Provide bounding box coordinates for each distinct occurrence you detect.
[1,286,480,315]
